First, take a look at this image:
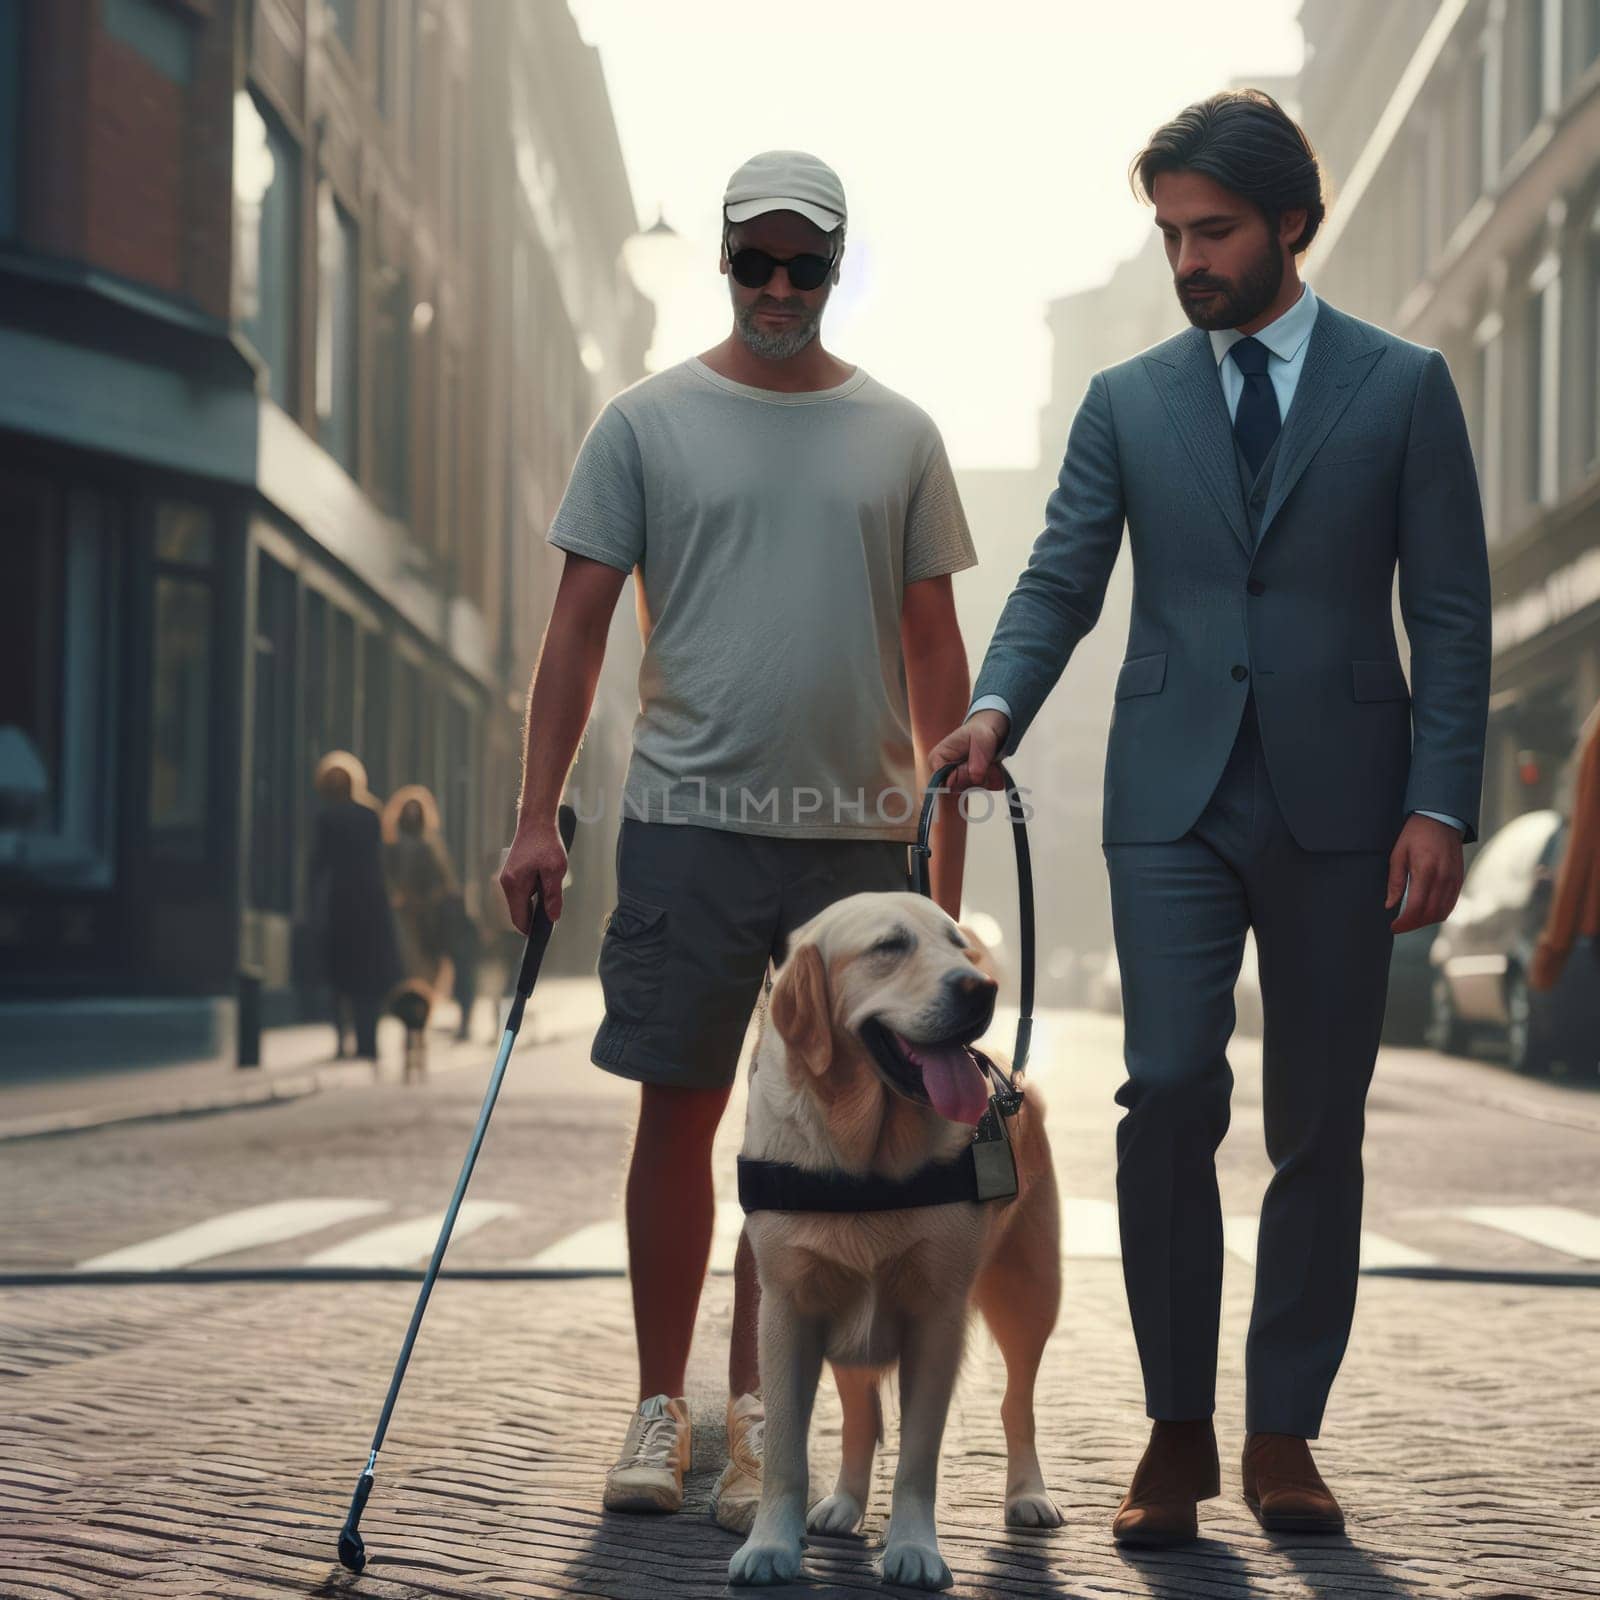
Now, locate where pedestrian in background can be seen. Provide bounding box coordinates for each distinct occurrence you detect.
[1531,703,1600,995]
[308,751,403,1063]
[381,785,458,1001]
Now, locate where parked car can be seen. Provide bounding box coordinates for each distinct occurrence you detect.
[1382,924,1439,1045]
[1426,810,1600,1075]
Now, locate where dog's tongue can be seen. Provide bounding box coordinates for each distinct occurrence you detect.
[897,1035,991,1126]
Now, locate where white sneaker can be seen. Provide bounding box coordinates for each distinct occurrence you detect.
[603,1393,691,1513]
[710,1391,764,1533]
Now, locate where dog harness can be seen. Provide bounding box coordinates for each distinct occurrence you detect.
[737,760,1036,1214]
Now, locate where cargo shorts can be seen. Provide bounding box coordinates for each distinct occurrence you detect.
[591,817,912,1091]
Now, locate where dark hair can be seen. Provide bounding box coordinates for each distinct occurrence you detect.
[1130,88,1325,254]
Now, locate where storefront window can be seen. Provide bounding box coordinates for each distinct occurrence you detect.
[251,548,297,913]
[149,504,215,859]
[0,471,119,885]
[359,629,390,796]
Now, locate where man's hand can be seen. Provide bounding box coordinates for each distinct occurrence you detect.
[1386,813,1465,934]
[499,817,568,934]
[929,710,1010,795]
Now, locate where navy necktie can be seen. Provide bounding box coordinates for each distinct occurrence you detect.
[1229,335,1280,480]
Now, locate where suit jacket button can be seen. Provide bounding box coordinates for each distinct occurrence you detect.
[1231,664,1249,682]
[1247,579,1265,595]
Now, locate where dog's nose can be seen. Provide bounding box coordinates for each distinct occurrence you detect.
[949,970,997,997]
[944,969,998,1030]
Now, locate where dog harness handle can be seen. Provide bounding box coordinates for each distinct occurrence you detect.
[910,760,1035,1080]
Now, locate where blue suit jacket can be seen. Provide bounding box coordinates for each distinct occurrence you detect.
[969,299,1492,851]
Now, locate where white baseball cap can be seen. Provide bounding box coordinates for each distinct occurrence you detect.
[723,149,847,234]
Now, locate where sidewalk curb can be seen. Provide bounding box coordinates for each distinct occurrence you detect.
[0,1010,602,1146]
[0,1072,322,1145]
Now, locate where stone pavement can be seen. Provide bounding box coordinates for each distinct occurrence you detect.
[3,1260,1595,1598]
[0,979,606,1143]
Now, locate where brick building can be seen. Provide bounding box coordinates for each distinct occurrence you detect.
[0,0,651,1069]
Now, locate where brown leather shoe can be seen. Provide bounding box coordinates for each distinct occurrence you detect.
[1112,1418,1221,1548]
[1241,1433,1345,1533]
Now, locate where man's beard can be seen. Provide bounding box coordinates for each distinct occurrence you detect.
[1177,236,1284,331]
[732,286,825,360]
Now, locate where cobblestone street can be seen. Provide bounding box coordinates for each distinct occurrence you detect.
[3,1264,1596,1598]
[3,1003,1597,1598]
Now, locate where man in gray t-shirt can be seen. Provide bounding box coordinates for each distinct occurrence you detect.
[547,356,973,839]
[498,149,977,1534]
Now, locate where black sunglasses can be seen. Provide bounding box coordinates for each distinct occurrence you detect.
[723,228,838,292]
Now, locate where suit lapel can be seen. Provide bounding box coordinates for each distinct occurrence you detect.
[1144,330,1252,558]
[1257,303,1385,545]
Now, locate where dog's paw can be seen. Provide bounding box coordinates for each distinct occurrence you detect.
[879,1538,952,1591]
[1004,1489,1063,1529]
[728,1536,804,1586]
[807,1491,865,1536]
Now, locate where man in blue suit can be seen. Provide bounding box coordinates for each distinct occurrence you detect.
[934,90,1491,1548]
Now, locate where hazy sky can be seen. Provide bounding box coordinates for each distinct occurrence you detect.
[569,0,1304,469]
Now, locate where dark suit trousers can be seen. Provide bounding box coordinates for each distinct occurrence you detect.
[1103,690,1397,1437]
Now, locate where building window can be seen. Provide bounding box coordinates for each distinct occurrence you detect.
[408,1,426,161]
[0,472,120,886]
[0,0,20,240]
[373,258,412,517]
[1525,285,1546,509]
[375,0,391,118]
[1517,0,1546,142]
[149,504,216,860]
[326,0,357,54]
[250,548,297,913]
[1478,36,1491,193]
[233,92,300,411]
[316,185,360,474]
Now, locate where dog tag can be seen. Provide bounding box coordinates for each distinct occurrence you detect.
[971,1104,1018,1202]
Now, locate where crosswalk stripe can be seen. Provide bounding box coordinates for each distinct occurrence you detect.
[523,1201,747,1274]
[77,1199,390,1272]
[304,1201,520,1267]
[1223,1215,1435,1270]
[1061,1197,1122,1259]
[1453,1205,1600,1261]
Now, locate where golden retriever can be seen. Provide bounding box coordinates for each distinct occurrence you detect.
[728,890,1062,1590]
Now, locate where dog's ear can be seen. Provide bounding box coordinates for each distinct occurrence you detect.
[769,941,834,1078]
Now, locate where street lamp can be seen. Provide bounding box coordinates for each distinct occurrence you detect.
[620,209,706,372]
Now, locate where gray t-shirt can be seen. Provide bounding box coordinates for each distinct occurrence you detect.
[547,356,977,840]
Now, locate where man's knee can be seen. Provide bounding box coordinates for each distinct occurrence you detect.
[1116,1052,1232,1132]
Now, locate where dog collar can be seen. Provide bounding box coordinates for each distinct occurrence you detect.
[738,1051,1023,1213]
